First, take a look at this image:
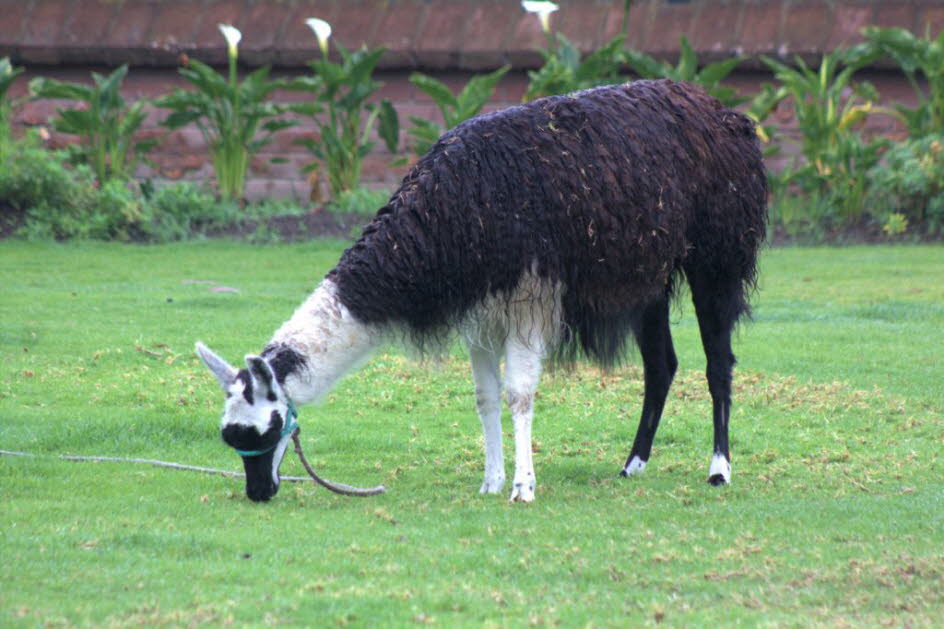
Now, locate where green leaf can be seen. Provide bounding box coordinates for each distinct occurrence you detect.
[285,101,323,117]
[557,35,581,72]
[54,109,96,135]
[698,56,742,88]
[376,99,399,153]
[676,36,697,80]
[623,50,668,80]
[160,110,203,130]
[261,119,298,134]
[410,73,459,112]
[576,36,625,85]
[29,77,93,102]
[454,67,510,124]
[0,57,25,99]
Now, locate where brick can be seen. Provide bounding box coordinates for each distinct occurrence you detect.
[96,1,161,65]
[872,3,916,31]
[277,1,338,66]
[399,103,440,125]
[147,1,203,55]
[244,178,311,204]
[738,1,784,56]
[19,0,74,64]
[689,1,745,60]
[161,128,208,153]
[191,0,249,65]
[920,6,944,36]
[601,2,633,44]
[781,2,835,56]
[459,2,514,71]
[238,0,292,66]
[373,1,427,69]
[252,152,309,179]
[505,12,547,69]
[415,2,470,69]
[624,0,656,50]
[556,4,608,53]
[330,0,383,52]
[828,5,872,49]
[492,70,528,103]
[644,1,700,58]
[60,0,116,62]
[268,127,319,156]
[17,99,61,126]
[0,0,32,53]
[361,152,407,186]
[375,72,415,102]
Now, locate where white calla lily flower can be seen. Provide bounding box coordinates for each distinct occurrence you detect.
[218,23,242,58]
[306,18,332,57]
[521,1,559,33]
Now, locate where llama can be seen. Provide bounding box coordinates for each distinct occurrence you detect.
[196,80,767,503]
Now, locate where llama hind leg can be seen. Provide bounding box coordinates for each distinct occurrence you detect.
[504,339,543,503]
[468,344,505,494]
[690,275,742,486]
[621,297,678,477]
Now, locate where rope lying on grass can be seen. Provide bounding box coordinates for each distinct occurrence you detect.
[1,439,386,497]
[0,448,308,481]
[290,431,385,497]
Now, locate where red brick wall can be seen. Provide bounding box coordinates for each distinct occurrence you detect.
[2,0,940,202]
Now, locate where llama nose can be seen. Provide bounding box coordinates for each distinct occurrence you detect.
[245,479,278,502]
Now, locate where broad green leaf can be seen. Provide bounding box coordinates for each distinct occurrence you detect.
[376,99,399,153]
[54,108,95,135]
[410,73,459,112]
[699,56,742,87]
[29,77,93,102]
[624,51,668,80]
[160,110,203,130]
[1,57,25,98]
[677,36,697,80]
[261,119,297,134]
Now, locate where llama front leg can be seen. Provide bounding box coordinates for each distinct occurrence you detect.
[504,340,543,503]
[468,344,505,494]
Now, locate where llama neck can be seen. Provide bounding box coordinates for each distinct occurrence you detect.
[264,279,381,406]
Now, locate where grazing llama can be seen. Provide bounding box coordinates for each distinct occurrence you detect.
[197,80,767,502]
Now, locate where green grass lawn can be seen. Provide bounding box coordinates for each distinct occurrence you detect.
[2,241,942,627]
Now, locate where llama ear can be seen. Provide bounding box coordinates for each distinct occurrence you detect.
[195,342,237,390]
[245,355,278,399]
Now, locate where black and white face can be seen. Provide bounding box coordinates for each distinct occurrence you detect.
[196,343,294,502]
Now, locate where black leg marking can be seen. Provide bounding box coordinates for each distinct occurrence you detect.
[621,297,677,477]
[688,271,742,486]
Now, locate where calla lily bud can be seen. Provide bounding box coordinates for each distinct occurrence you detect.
[305,18,332,57]
[218,24,242,59]
[521,1,559,34]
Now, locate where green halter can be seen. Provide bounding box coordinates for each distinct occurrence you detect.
[234,401,299,457]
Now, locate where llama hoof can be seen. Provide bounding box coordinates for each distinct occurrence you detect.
[620,455,646,478]
[479,475,505,494]
[707,453,731,486]
[707,474,728,486]
[509,481,535,503]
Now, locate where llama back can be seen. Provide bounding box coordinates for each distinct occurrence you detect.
[330,80,767,363]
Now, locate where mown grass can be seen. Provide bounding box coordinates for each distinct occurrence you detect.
[1,241,942,627]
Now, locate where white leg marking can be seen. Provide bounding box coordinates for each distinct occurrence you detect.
[469,344,505,494]
[505,341,542,503]
[622,455,646,477]
[708,453,731,485]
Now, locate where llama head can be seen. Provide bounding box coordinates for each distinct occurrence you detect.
[196,342,296,502]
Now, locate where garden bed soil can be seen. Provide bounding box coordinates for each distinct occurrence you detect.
[0,200,938,245]
[204,209,370,242]
[0,201,24,239]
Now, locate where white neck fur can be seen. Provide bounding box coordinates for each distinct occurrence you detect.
[268,279,381,406]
